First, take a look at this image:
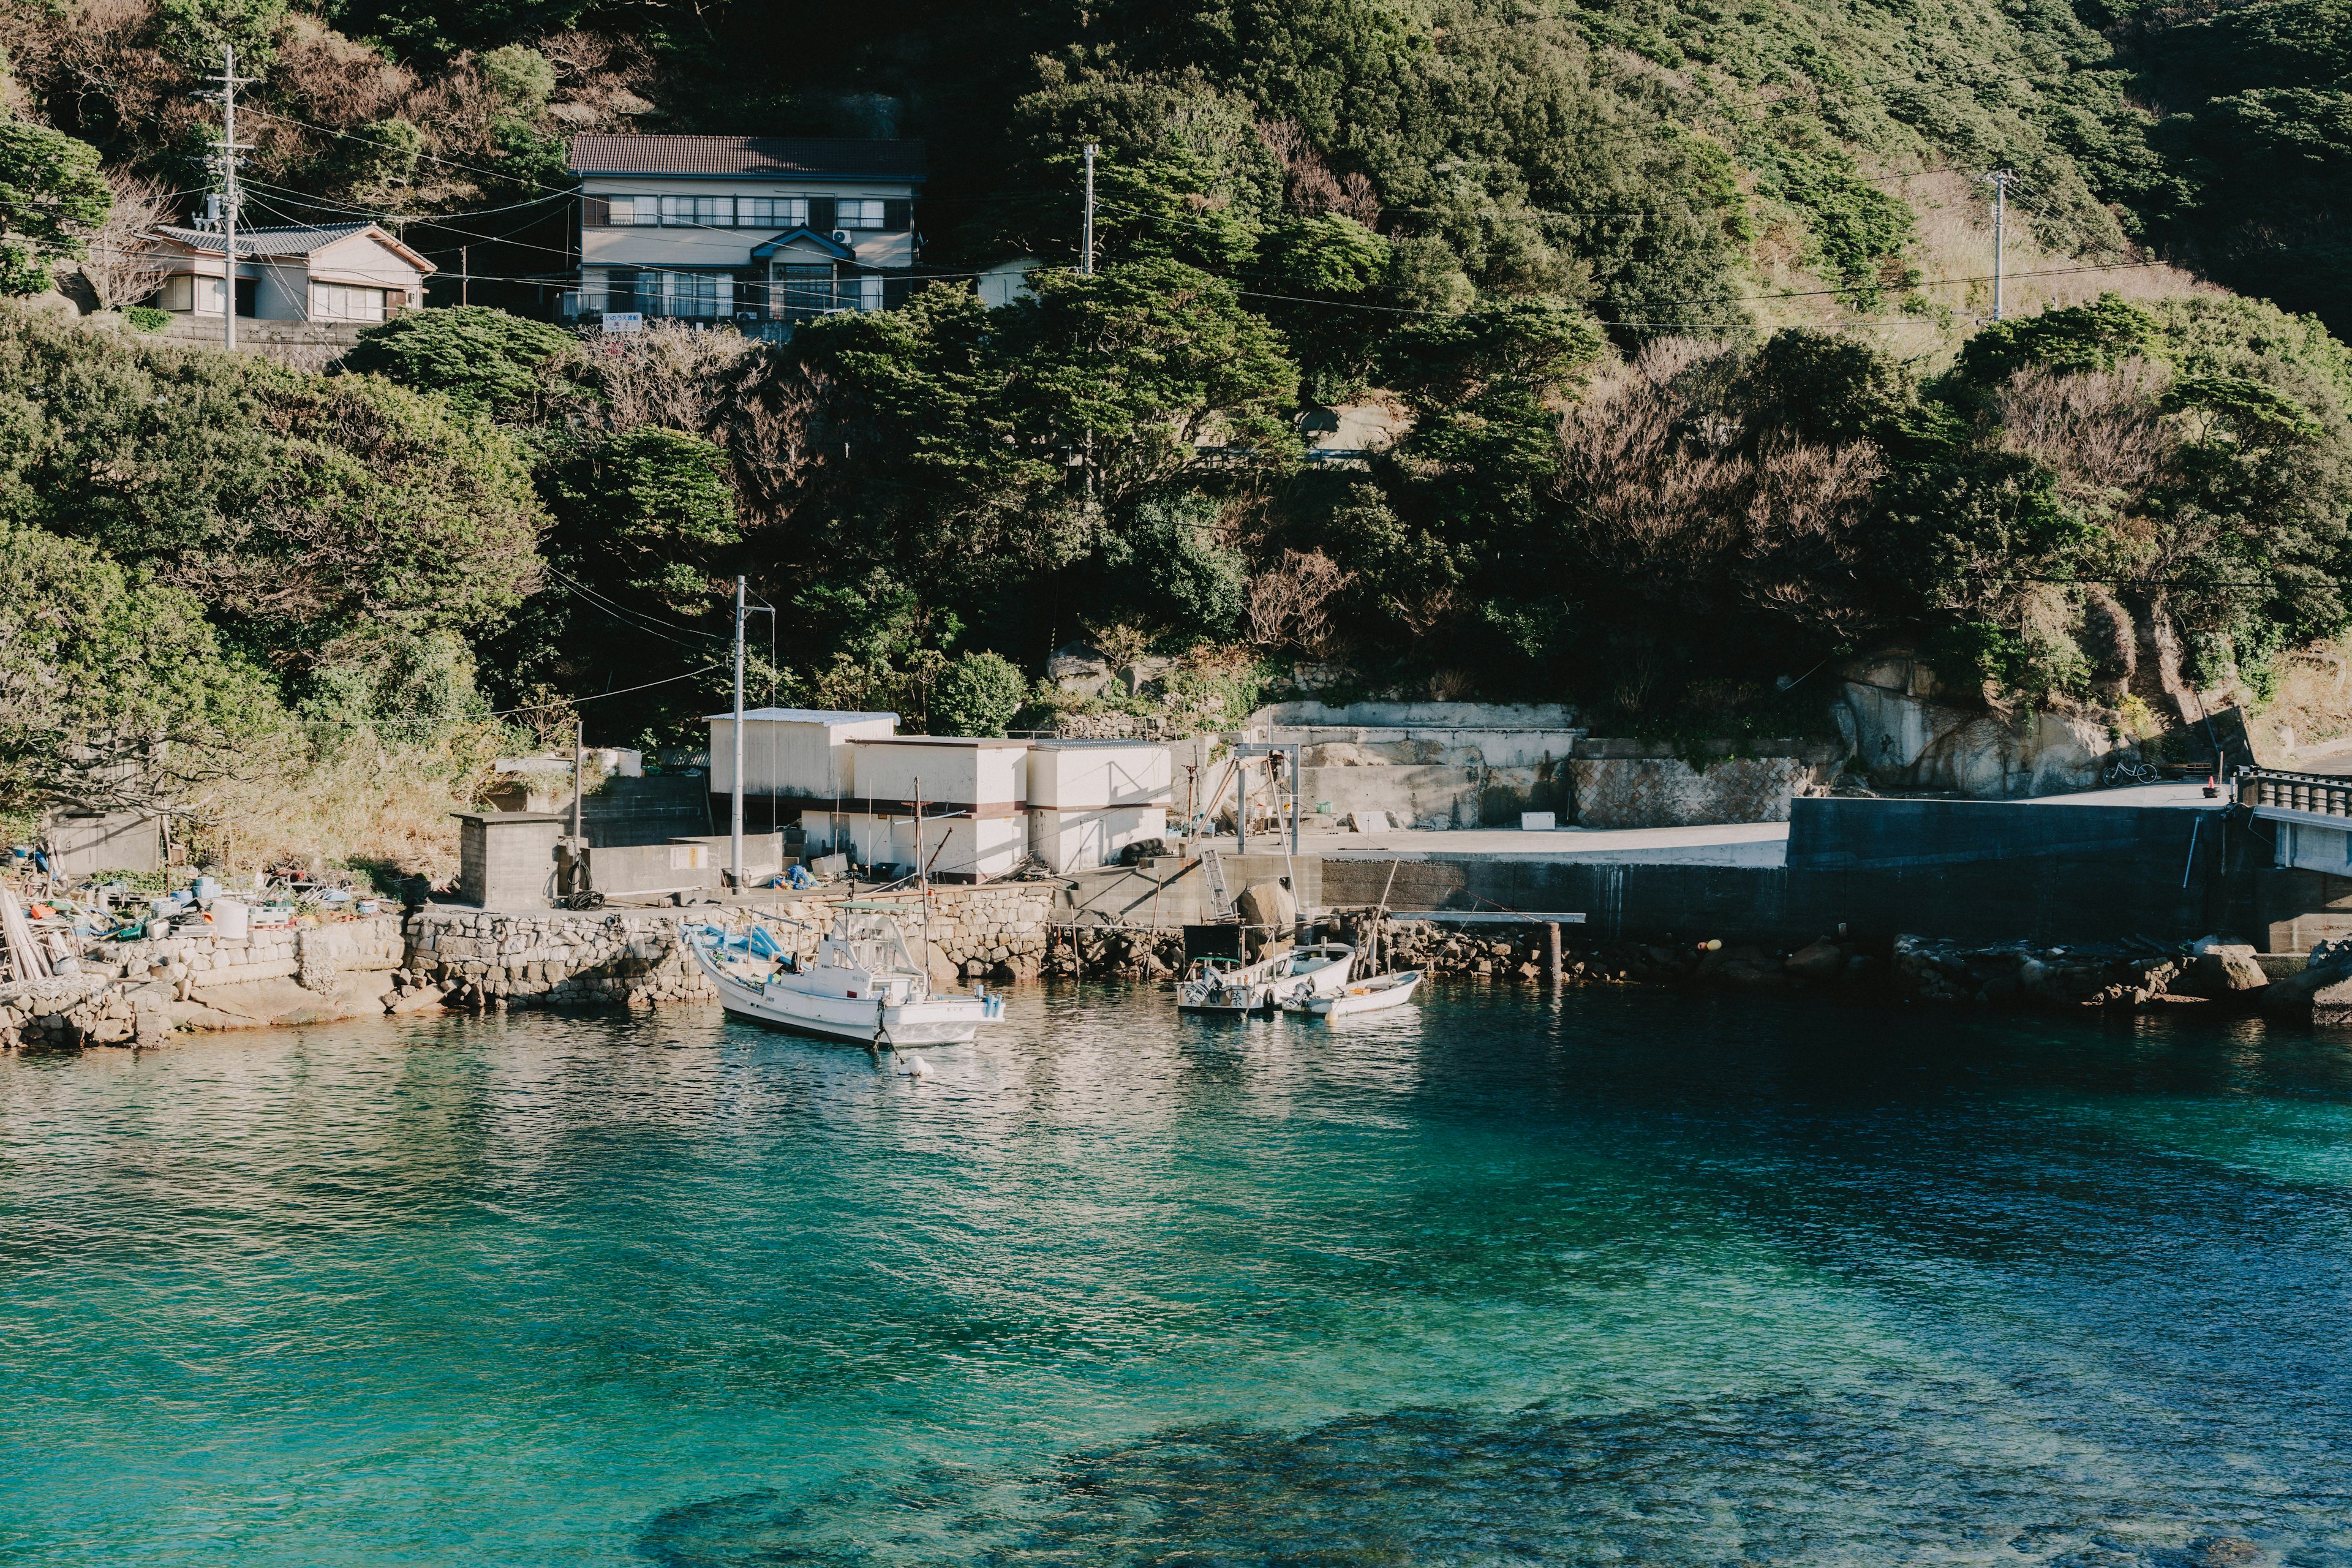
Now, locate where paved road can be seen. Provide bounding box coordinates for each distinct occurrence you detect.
[1272,781,2228,869]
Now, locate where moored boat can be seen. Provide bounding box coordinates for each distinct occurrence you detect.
[1295,968,1423,1017]
[1179,941,1356,1015]
[688,903,1003,1046]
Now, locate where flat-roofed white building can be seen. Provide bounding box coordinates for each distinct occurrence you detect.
[706,707,898,849]
[1027,740,1173,873]
[842,736,1030,881]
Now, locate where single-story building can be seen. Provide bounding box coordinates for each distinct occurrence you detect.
[146,222,435,324]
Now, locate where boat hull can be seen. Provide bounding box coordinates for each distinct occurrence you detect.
[1297,971,1423,1017]
[715,987,986,1045]
[690,932,993,1046]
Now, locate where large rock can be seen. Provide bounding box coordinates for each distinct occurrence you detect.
[1784,940,1847,982]
[1235,880,1297,936]
[2171,942,2268,999]
[2257,950,2352,1020]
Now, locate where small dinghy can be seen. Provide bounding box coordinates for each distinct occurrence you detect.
[1180,941,1356,1016]
[689,903,1003,1047]
[1296,969,1423,1017]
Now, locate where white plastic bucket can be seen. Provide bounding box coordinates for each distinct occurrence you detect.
[211,897,250,940]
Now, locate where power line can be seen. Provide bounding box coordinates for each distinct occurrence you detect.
[488,663,724,715]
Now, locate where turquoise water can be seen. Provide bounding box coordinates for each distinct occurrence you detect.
[6,986,2352,1565]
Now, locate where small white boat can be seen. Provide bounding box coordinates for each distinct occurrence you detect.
[1295,969,1423,1017]
[1180,941,1356,1015]
[688,903,1003,1047]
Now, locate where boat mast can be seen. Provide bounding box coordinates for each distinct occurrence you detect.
[730,575,746,892]
[916,775,932,993]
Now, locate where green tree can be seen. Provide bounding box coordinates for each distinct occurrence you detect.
[339,306,574,421]
[998,258,1300,499]
[545,428,741,614]
[0,306,546,662]
[0,520,288,813]
[153,0,288,70]
[0,123,109,296]
[932,650,1027,737]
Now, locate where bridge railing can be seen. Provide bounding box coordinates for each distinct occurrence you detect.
[2241,768,2352,816]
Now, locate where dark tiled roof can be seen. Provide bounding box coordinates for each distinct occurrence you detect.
[154,222,375,257]
[569,134,927,180]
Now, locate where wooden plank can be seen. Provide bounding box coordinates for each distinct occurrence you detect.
[1,885,51,981]
[1389,910,1587,924]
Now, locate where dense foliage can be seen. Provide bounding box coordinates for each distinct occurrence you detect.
[2,0,2351,805]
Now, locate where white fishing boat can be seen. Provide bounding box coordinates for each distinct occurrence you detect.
[1179,941,1356,1015]
[1294,968,1423,1017]
[688,903,1003,1046]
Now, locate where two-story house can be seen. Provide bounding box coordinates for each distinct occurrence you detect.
[567,134,924,337]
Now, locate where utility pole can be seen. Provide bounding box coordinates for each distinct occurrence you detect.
[205,45,255,352]
[1081,143,1097,277]
[731,574,747,891]
[1989,169,2011,323]
[460,244,469,307]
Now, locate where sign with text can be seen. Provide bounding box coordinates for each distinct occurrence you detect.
[601,312,643,334]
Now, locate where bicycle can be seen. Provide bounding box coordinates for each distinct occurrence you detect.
[2104,757,2162,788]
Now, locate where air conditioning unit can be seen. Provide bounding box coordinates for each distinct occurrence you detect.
[831,230,850,244]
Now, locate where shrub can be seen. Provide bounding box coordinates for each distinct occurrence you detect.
[123,306,170,333]
[932,651,1027,737]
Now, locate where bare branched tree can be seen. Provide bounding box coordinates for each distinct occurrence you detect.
[77,169,178,310]
[1245,549,1354,654]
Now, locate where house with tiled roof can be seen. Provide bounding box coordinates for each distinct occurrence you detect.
[564,134,925,337]
[146,222,434,324]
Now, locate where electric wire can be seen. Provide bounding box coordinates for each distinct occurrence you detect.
[488,663,724,714]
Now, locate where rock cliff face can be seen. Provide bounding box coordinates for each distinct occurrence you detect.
[1834,656,2116,797]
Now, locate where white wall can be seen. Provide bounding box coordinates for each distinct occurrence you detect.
[309,232,427,306]
[1031,806,1168,873]
[840,810,1027,880]
[581,175,918,271]
[1027,742,1171,810]
[708,714,897,801]
[848,739,1028,807]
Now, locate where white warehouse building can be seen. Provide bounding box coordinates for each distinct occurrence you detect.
[703,710,1172,879]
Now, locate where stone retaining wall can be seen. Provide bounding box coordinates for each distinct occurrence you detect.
[0,916,406,1049]
[402,884,1064,1013]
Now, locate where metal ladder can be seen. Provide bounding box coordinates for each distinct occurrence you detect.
[1200,845,1234,919]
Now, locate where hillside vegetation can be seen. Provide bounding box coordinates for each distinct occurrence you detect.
[2,0,2351,864]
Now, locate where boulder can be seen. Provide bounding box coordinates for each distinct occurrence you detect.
[1784,940,1847,983]
[2258,951,2352,1020]
[2171,949,2268,999]
[1235,880,1297,937]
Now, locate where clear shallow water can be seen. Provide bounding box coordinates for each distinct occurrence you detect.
[5,987,2352,1566]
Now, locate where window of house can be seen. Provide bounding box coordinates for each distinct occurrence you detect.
[660,195,734,228]
[838,199,886,229]
[311,282,388,322]
[603,269,641,314]
[160,274,193,311]
[658,271,724,318]
[779,263,835,319]
[740,197,809,230]
[852,274,883,311]
[603,195,662,227]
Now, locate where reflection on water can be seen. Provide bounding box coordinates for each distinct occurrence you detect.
[5,987,2352,1566]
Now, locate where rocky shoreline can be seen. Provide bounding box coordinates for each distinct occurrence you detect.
[9,899,2350,1053]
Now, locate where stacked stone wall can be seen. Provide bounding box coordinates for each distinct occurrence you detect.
[0,915,405,1049]
[402,885,1066,1013]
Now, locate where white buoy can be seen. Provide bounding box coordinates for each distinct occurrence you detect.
[899,1055,933,1079]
